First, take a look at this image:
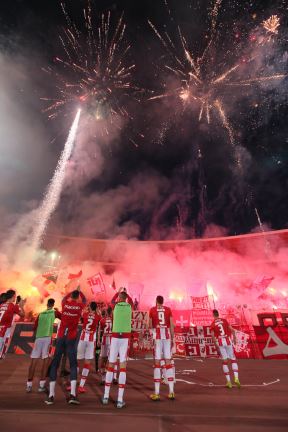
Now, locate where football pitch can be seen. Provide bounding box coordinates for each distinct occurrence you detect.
[0,356,287,432]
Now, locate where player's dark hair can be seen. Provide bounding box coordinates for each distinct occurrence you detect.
[0,292,7,304]
[71,290,80,299]
[47,298,55,308]
[101,309,106,317]
[213,309,219,317]
[107,306,112,316]
[156,295,164,305]
[90,301,97,311]
[119,291,128,301]
[5,289,16,300]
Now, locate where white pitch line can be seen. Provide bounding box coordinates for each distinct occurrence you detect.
[176,378,280,387]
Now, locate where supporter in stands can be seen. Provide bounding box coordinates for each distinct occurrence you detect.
[133,298,139,311]
[210,309,240,389]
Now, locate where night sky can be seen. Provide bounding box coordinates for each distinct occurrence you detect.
[0,0,287,240]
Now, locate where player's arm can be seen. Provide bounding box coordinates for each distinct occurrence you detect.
[97,321,102,346]
[110,292,118,306]
[228,324,237,345]
[33,315,39,334]
[54,308,62,320]
[210,329,217,345]
[148,317,154,339]
[62,292,71,306]
[126,293,134,309]
[16,296,25,318]
[211,329,221,356]
[79,291,87,304]
[96,319,101,346]
[148,308,153,330]
[170,316,175,347]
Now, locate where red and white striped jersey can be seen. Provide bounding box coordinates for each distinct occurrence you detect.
[210,318,232,346]
[80,312,101,342]
[0,302,21,337]
[149,306,172,340]
[100,316,112,344]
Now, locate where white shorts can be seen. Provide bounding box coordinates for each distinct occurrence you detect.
[154,339,172,360]
[31,337,51,359]
[100,341,110,358]
[0,327,12,357]
[108,337,129,363]
[77,340,95,360]
[219,344,235,360]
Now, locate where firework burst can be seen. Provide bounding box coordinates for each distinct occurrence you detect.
[149,2,286,164]
[42,1,141,133]
[262,15,280,35]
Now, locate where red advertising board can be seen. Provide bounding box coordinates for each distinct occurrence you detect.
[253,326,288,359]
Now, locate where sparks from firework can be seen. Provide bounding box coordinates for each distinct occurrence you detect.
[31,109,81,251]
[42,2,140,135]
[149,2,285,164]
[262,15,280,35]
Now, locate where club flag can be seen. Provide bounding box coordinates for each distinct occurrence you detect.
[87,272,105,295]
[68,270,83,280]
[31,273,57,298]
[42,271,58,284]
[253,275,274,292]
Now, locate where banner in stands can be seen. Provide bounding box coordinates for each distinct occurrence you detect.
[190,296,211,310]
[7,323,250,359]
[253,326,288,359]
[191,309,212,326]
[7,310,288,360]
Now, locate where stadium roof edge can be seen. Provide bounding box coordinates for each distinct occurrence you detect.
[44,228,288,244]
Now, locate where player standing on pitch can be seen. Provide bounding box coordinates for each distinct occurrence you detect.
[45,286,86,405]
[77,301,100,393]
[102,288,132,408]
[0,290,25,359]
[26,298,61,393]
[210,309,240,389]
[98,306,113,385]
[149,295,175,401]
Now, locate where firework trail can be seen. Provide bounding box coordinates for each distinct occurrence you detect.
[254,207,271,256]
[42,1,141,134]
[31,109,81,251]
[149,2,285,164]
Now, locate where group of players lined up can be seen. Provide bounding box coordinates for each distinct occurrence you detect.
[0,286,240,408]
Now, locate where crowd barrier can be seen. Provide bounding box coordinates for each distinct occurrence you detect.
[7,311,288,360]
